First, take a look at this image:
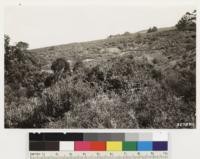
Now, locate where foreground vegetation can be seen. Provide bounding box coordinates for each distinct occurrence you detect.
[5,11,196,128]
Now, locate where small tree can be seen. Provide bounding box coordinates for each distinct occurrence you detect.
[4,35,10,51]
[123,31,131,36]
[151,26,158,32]
[147,26,158,33]
[176,10,196,31]
[16,41,29,51]
[51,58,70,73]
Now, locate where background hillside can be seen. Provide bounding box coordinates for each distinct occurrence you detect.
[5,11,196,128]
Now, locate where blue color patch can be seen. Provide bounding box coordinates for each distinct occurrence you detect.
[153,141,168,151]
[137,141,153,151]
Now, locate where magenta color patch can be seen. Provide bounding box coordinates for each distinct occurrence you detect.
[74,141,91,151]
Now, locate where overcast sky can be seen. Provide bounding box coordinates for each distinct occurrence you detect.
[5,4,196,49]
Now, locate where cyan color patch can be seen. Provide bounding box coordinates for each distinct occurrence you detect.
[137,141,153,151]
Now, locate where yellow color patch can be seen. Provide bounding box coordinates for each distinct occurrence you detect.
[106,141,122,151]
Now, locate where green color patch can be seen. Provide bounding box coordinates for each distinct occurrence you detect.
[123,141,137,151]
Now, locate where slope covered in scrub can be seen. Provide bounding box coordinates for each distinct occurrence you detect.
[5,11,196,128]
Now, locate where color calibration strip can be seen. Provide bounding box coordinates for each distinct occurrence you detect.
[30,140,167,151]
[29,133,168,159]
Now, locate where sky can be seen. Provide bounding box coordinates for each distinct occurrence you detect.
[5,3,196,49]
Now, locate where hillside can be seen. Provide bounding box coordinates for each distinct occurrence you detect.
[5,25,196,128]
[30,27,176,67]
